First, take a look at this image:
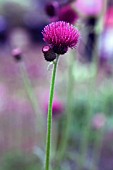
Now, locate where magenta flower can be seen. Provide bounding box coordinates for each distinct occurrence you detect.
[104,7,113,28]
[42,21,80,55]
[58,5,78,24]
[45,2,78,24]
[44,98,64,119]
[75,0,103,16]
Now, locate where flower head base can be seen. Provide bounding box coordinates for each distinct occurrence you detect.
[42,21,80,55]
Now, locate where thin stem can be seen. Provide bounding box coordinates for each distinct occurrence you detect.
[45,56,59,170]
[19,62,39,116]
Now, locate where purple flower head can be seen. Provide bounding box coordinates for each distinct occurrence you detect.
[45,99,64,119]
[42,92,64,119]
[42,21,80,55]
[58,5,78,24]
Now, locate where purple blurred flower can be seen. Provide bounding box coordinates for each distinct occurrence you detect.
[42,21,80,55]
[58,5,78,24]
[41,92,64,119]
[45,1,78,24]
[92,113,106,130]
[45,98,64,119]
[104,7,113,28]
[75,0,103,17]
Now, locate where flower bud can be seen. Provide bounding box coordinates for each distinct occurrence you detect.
[12,48,22,61]
[42,45,56,62]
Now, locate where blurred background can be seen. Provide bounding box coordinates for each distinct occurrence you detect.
[0,0,113,170]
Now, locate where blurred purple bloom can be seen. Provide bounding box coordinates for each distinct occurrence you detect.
[104,7,113,28]
[45,1,78,24]
[45,99,64,119]
[42,21,80,54]
[92,113,106,130]
[75,0,103,17]
[58,5,78,24]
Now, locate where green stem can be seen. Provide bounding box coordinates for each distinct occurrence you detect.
[19,62,39,117]
[45,56,59,170]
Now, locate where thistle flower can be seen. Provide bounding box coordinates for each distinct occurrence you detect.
[43,94,64,119]
[42,21,80,55]
[42,22,80,170]
[45,2,78,24]
[58,5,78,24]
[45,99,64,119]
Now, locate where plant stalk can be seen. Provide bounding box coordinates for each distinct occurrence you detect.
[45,56,59,170]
